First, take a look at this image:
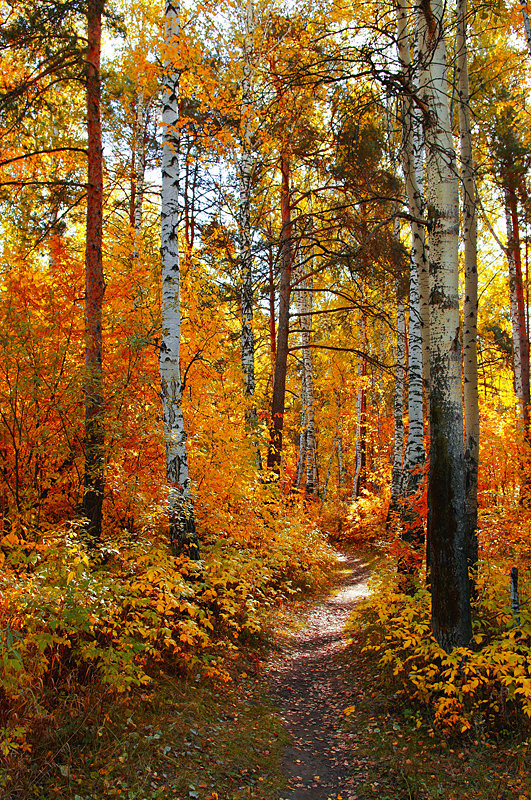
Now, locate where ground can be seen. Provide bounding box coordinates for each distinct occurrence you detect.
[267,551,370,800]
[11,548,531,799]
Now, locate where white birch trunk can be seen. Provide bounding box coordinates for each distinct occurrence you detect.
[352,313,367,501]
[413,6,431,405]
[419,0,471,649]
[160,0,198,555]
[397,0,426,510]
[239,0,256,400]
[506,189,524,406]
[134,87,146,244]
[295,263,317,494]
[391,282,406,507]
[520,0,531,56]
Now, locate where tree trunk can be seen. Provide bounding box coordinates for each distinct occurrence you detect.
[506,184,530,427]
[267,151,292,475]
[238,0,261,467]
[457,0,479,578]
[506,190,524,404]
[390,280,406,512]
[520,0,531,55]
[295,261,317,495]
[352,314,367,500]
[160,0,198,557]
[134,87,146,245]
[419,0,472,651]
[83,0,105,544]
[397,0,426,556]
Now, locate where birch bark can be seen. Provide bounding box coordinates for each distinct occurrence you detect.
[238,0,261,467]
[397,0,426,541]
[295,263,317,495]
[390,276,406,511]
[267,151,292,475]
[457,0,479,575]
[352,313,367,500]
[506,191,524,404]
[160,0,198,556]
[419,0,472,650]
[83,0,105,544]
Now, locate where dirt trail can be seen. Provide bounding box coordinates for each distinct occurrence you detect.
[267,551,370,800]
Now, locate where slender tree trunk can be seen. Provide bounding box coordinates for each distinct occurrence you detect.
[390,280,406,514]
[322,434,336,502]
[352,314,367,500]
[520,0,531,55]
[238,0,261,467]
[506,184,531,427]
[267,151,292,475]
[268,242,276,364]
[296,264,317,495]
[419,0,472,651]
[134,88,146,244]
[412,5,430,410]
[160,0,198,557]
[506,191,524,404]
[397,0,426,557]
[457,0,479,577]
[83,0,105,544]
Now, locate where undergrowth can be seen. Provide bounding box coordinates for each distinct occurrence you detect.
[349,556,531,737]
[0,489,334,790]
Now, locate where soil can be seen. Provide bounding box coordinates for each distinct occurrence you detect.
[267,550,371,800]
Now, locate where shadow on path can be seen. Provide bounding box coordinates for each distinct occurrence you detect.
[267,551,371,800]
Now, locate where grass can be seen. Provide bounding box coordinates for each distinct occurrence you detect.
[2,650,288,800]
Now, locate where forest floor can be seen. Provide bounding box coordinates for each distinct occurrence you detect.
[21,547,531,800]
[266,549,372,799]
[265,547,531,800]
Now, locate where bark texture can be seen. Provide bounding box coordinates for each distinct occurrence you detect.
[295,263,317,495]
[267,151,292,475]
[457,0,479,576]
[419,0,472,650]
[238,0,261,467]
[397,0,426,541]
[160,0,198,557]
[83,0,105,544]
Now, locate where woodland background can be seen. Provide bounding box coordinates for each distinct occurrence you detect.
[2,0,531,796]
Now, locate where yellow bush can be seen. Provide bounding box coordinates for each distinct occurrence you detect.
[349,562,531,735]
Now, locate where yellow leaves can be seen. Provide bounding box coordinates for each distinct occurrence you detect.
[343,705,356,716]
[353,559,531,735]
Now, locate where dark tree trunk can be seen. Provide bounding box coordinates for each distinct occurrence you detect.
[267,152,292,475]
[83,0,105,544]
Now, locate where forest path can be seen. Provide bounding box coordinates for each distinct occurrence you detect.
[267,550,371,800]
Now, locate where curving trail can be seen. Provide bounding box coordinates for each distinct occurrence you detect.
[267,551,371,800]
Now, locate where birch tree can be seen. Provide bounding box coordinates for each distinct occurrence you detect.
[160,0,199,556]
[419,0,472,650]
[238,0,261,465]
[396,0,426,559]
[294,253,317,495]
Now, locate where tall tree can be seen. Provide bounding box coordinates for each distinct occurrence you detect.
[457,0,479,577]
[396,0,427,563]
[267,139,293,475]
[160,0,199,556]
[83,0,105,544]
[238,0,261,466]
[419,0,472,650]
